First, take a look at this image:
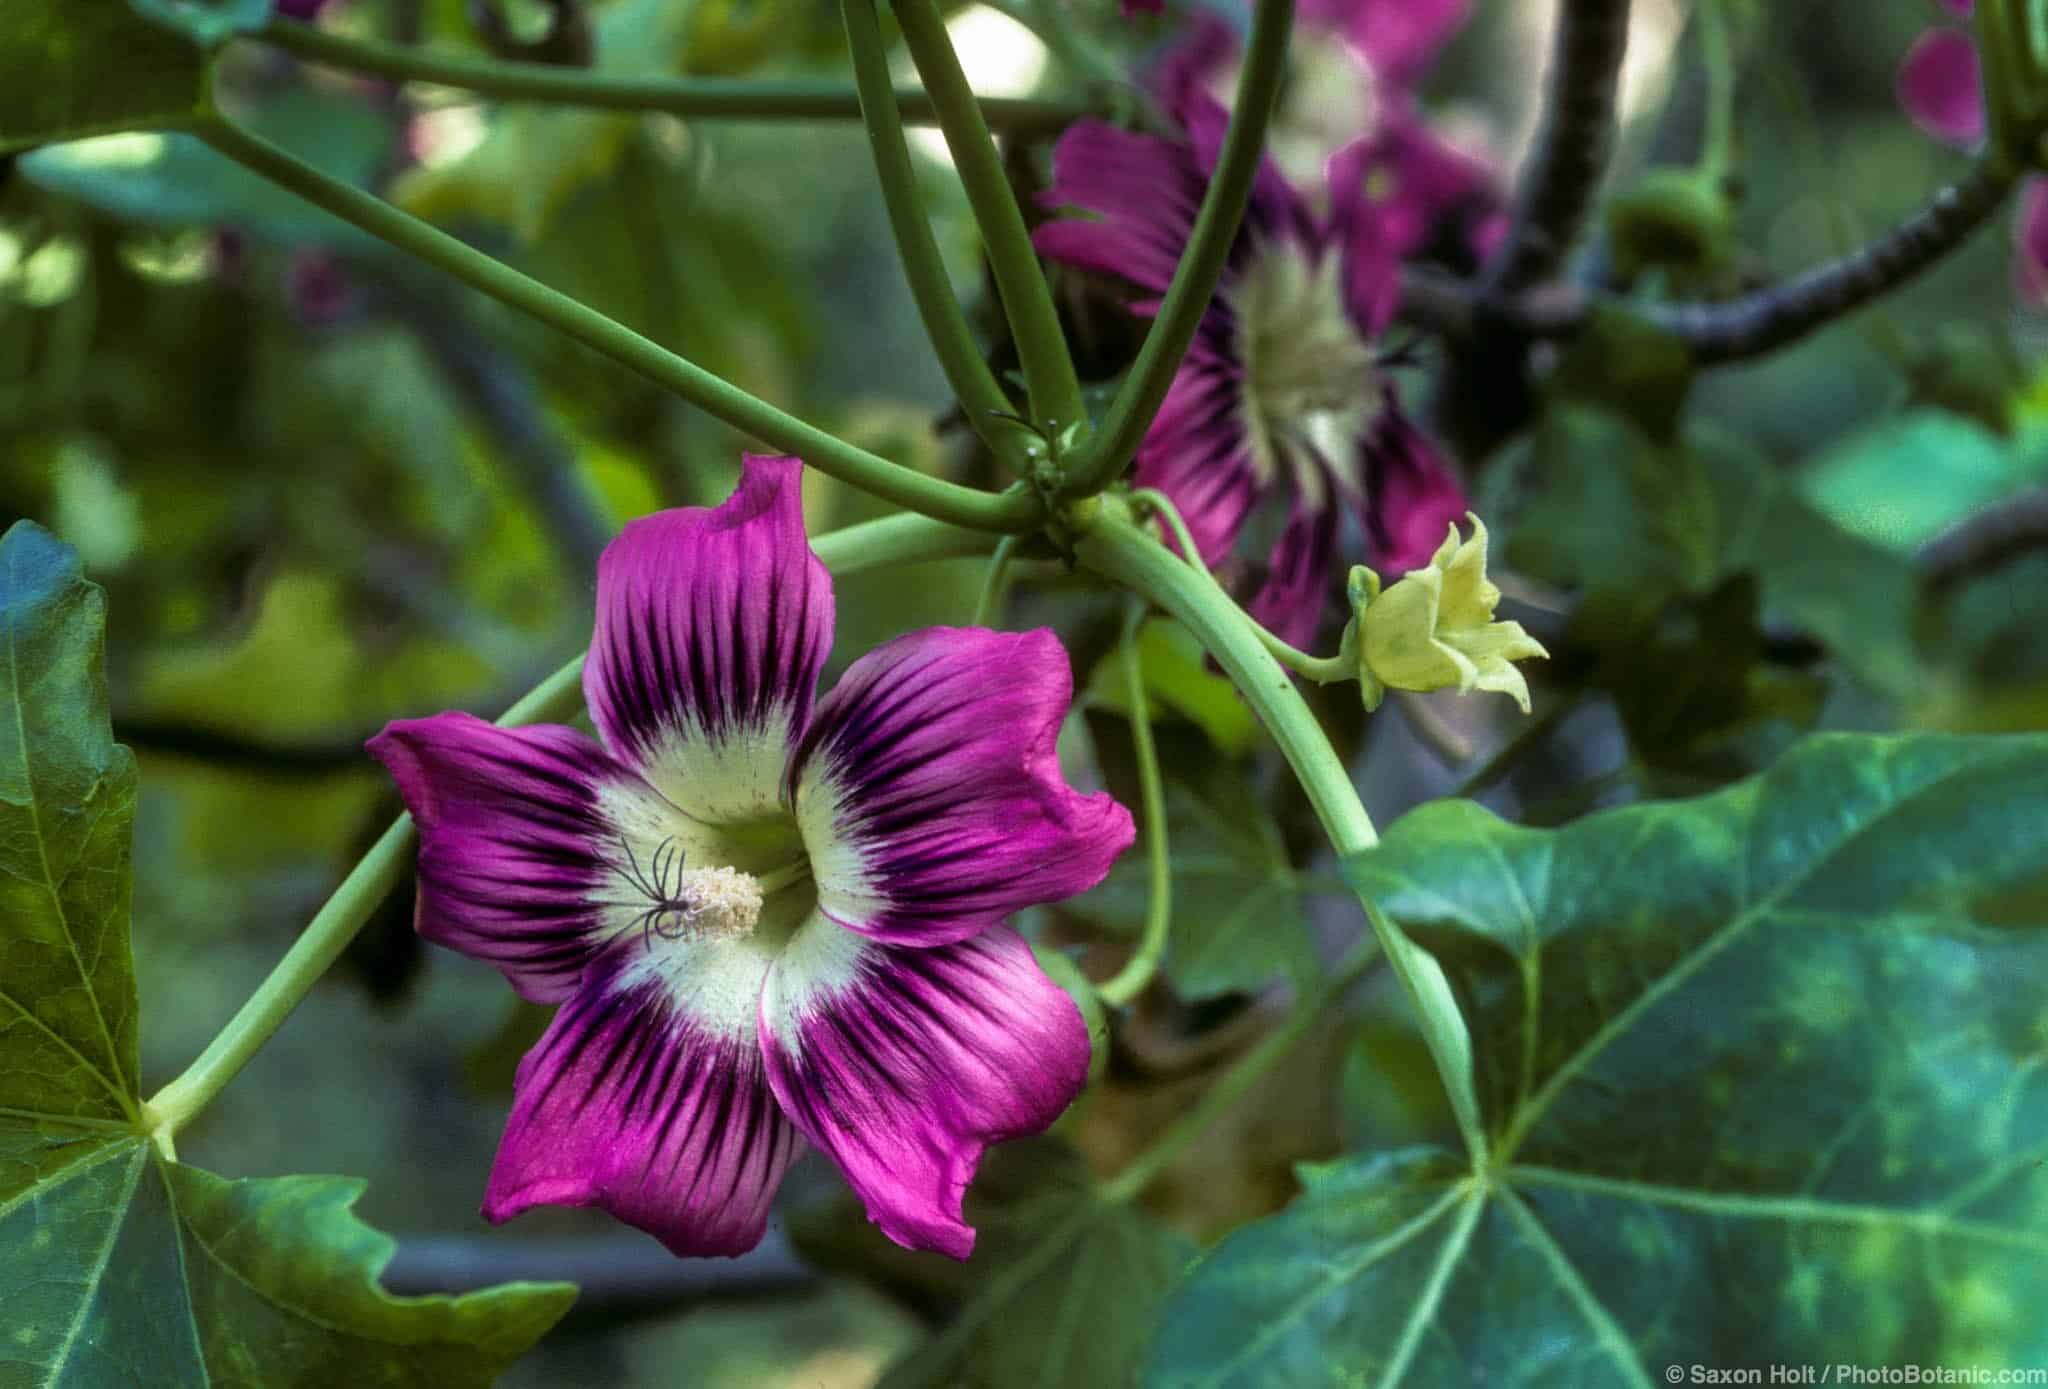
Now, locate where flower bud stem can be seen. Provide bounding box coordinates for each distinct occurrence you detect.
[141,515,996,1142]
[1129,489,1355,684]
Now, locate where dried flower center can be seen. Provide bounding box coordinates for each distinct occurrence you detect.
[1233,242,1381,506]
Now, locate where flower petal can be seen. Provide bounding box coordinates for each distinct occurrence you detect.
[368,712,644,1003]
[1034,121,1208,294]
[584,454,832,820]
[792,626,1133,947]
[758,923,1090,1259]
[1247,499,1343,653]
[1330,0,1471,89]
[1898,28,1985,148]
[2014,177,2048,305]
[1135,360,1267,567]
[1365,411,1470,575]
[484,960,800,1257]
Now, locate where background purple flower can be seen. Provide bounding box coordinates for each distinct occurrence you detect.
[1150,0,1501,263]
[1895,2,2048,304]
[1036,95,1468,650]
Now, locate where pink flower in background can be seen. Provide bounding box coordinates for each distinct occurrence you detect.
[371,456,1131,1259]
[1153,0,1504,262]
[1034,96,1469,651]
[1896,1,2048,304]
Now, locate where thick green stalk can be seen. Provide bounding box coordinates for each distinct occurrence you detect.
[1077,504,1488,1163]
[1059,0,1294,497]
[1102,928,1380,1201]
[891,0,1086,437]
[142,515,995,1141]
[257,18,1089,134]
[196,117,1041,534]
[841,0,1022,459]
[1096,601,1171,1007]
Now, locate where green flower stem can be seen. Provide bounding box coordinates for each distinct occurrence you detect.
[1096,602,1171,1008]
[969,534,1021,625]
[1101,927,1380,1202]
[841,0,1023,460]
[1078,503,1489,1163]
[1130,488,1353,685]
[891,0,1086,438]
[196,116,1041,534]
[1078,504,1374,845]
[141,515,995,1143]
[1059,0,1295,498]
[257,18,1091,134]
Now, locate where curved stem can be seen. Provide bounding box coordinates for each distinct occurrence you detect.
[1486,0,1634,290]
[842,0,1022,461]
[256,18,1090,134]
[1077,508,1375,848]
[892,0,1085,436]
[969,534,1022,625]
[1061,0,1294,497]
[196,116,1042,534]
[1101,928,1380,1201]
[1645,163,2015,361]
[1097,602,1171,1008]
[141,514,996,1139]
[1130,488,1352,684]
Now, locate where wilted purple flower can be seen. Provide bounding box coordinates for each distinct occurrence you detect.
[1895,2,2048,304]
[1034,96,1469,650]
[370,456,1132,1259]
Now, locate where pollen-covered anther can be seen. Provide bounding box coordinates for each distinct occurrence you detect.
[674,866,764,939]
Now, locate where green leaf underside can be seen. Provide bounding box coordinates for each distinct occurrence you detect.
[0,0,208,156]
[0,522,573,1387]
[883,1143,1194,1389]
[1148,733,2048,1385]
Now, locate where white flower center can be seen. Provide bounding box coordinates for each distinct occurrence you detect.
[1231,241,1381,506]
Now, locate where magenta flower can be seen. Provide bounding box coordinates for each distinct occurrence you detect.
[1153,0,1503,259]
[1896,2,2048,305]
[1034,97,1469,649]
[369,456,1132,1260]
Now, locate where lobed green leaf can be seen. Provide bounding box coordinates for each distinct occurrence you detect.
[0,522,573,1387]
[1148,732,2048,1384]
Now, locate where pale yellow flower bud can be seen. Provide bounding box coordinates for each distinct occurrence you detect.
[1349,514,1549,714]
